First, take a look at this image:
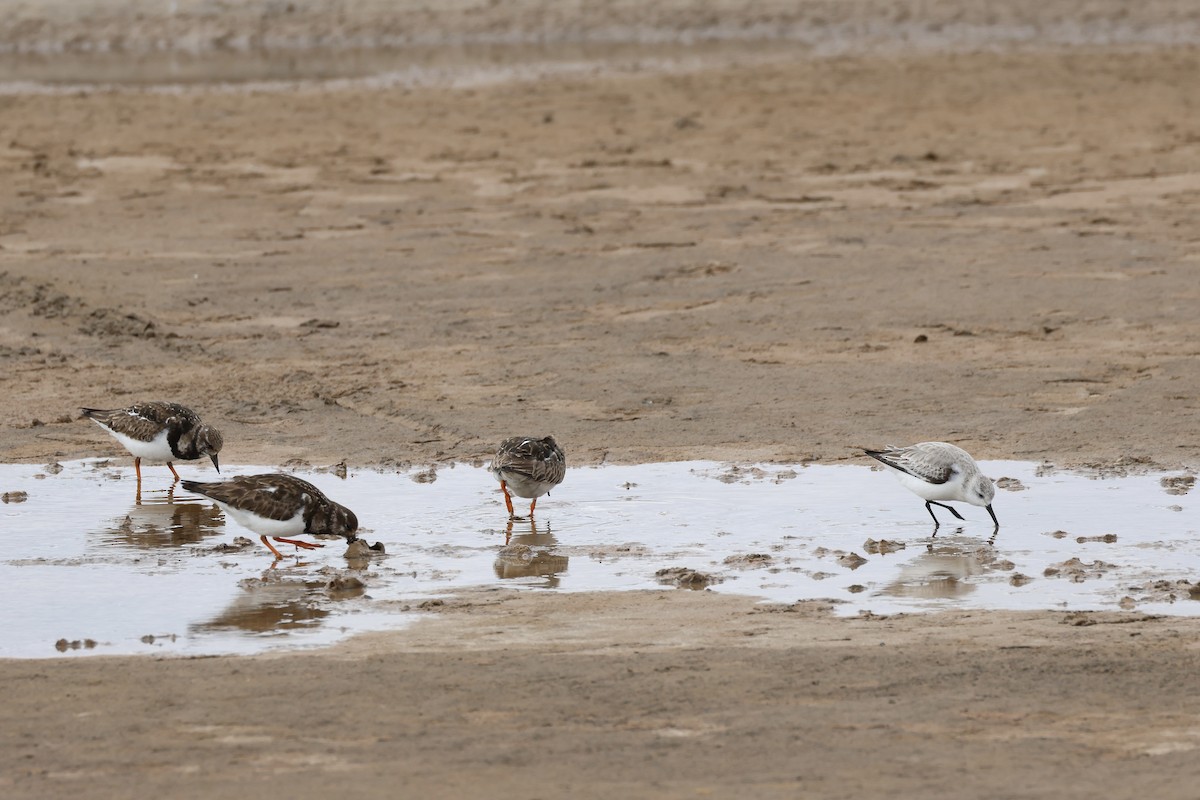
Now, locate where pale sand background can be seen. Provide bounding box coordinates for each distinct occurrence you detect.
[2,1,1200,797]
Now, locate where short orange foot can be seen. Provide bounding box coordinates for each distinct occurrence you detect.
[260,535,285,559]
[500,480,516,518]
[273,536,324,551]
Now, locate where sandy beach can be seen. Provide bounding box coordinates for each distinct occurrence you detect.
[2,1,1200,796]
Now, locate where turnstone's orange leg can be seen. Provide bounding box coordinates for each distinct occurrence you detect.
[134,457,143,484]
[260,535,286,559]
[500,481,515,518]
[529,498,538,517]
[273,536,324,551]
[167,462,181,482]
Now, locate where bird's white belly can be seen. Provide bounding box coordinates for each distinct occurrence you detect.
[101,425,174,462]
[891,470,962,503]
[496,470,553,499]
[217,503,305,537]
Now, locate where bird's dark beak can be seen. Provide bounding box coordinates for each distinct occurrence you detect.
[210,454,221,473]
[986,504,999,527]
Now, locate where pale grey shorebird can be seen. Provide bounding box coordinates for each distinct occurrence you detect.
[81,402,222,485]
[490,436,566,519]
[181,474,358,559]
[864,442,999,528]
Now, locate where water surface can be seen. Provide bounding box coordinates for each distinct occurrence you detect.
[0,459,1196,658]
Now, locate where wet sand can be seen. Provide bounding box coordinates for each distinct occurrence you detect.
[3,0,1200,796]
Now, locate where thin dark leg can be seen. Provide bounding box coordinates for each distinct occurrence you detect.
[924,501,942,527]
[928,501,965,520]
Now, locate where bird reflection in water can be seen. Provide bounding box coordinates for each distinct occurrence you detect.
[191,572,338,636]
[879,531,997,600]
[101,485,225,549]
[494,518,569,587]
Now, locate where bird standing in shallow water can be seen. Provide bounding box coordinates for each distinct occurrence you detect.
[82,402,222,492]
[490,436,566,519]
[181,474,358,559]
[864,442,998,528]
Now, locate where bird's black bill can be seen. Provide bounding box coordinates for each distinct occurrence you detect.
[210,454,221,473]
[986,504,999,527]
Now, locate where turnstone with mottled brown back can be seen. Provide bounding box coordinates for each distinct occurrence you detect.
[81,401,222,484]
[181,474,358,559]
[490,436,566,519]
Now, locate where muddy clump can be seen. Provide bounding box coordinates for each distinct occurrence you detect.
[1160,475,1195,496]
[344,540,386,558]
[863,538,905,555]
[655,567,723,589]
[723,553,774,569]
[1043,557,1118,582]
[1,490,28,503]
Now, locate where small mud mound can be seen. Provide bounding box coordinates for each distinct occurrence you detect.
[723,553,774,569]
[1161,475,1195,496]
[655,567,723,589]
[1043,557,1118,582]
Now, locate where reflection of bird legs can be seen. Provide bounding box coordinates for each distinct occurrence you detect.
[504,517,540,545]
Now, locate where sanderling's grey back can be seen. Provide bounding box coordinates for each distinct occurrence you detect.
[864,442,998,528]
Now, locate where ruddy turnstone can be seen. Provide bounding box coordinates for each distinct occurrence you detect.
[490,435,566,519]
[864,442,998,528]
[181,474,359,559]
[81,402,222,484]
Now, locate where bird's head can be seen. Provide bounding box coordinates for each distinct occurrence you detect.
[195,424,223,473]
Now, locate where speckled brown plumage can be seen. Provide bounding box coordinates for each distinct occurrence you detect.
[182,474,358,558]
[490,436,566,518]
[81,401,222,484]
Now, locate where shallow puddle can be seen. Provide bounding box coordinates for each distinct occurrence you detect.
[0,459,1197,658]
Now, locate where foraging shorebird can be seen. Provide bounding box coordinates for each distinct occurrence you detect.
[81,402,222,486]
[864,442,998,528]
[490,436,566,519]
[181,474,358,559]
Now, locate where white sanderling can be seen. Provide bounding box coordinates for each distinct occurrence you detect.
[864,442,998,528]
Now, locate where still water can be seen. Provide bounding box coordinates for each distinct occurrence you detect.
[0,459,1196,658]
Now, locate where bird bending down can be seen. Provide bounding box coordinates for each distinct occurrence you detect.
[82,402,222,488]
[181,474,358,559]
[864,442,998,528]
[490,436,566,519]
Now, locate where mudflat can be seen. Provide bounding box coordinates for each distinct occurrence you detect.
[2,3,1200,796]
